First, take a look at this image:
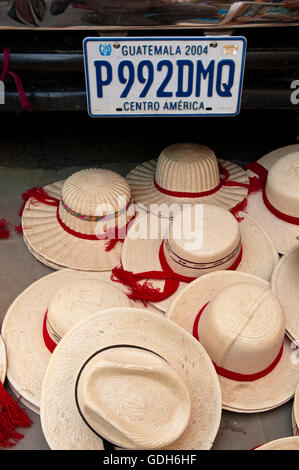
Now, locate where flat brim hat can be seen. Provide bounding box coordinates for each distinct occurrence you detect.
[245,145,299,254]
[1,269,163,414]
[22,168,135,271]
[127,143,250,218]
[255,436,299,450]
[167,270,299,413]
[113,207,278,312]
[40,308,222,450]
[293,384,299,436]
[271,246,299,342]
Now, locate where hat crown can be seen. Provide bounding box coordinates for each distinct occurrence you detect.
[47,279,131,344]
[76,346,191,449]
[155,143,220,193]
[266,153,299,218]
[198,283,285,375]
[165,204,241,278]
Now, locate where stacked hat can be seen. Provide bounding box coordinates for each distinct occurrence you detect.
[271,245,299,342]
[127,143,251,219]
[293,384,299,436]
[21,168,135,271]
[245,145,299,254]
[1,269,163,413]
[112,203,278,312]
[40,307,222,450]
[254,436,299,450]
[167,270,299,412]
[0,335,32,448]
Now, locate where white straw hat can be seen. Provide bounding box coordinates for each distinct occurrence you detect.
[245,145,299,254]
[127,143,250,218]
[0,334,6,385]
[1,269,163,414]
[293,384,299,436]
[21,168,135,271]
[271,245,299,342]
[167,270,299,413]
[40,307,222,450]
[111,204,278,312]
[255,436,299,450]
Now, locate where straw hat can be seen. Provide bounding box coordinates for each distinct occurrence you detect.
[271,245,299,342]
[167,270,299,412]
[255,436,299,450]
[127,143,250,218]
[1,269,163,414]
[22,168,135,271]
[246,145,299,254]
[293,384,299,436]
[112,204,278,312]
[0,334,6,385]
[40,307,222,450]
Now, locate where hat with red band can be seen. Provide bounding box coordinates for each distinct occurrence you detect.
[293,384,299,437]
[111,203,278,312]
[245,144,299,254]
[254,436,299,450]
[271,245,299,343]
[21,168,136,271]
[40,308,222,450]
[1,269,162,414]
[127,143,251,219]
[167,270,299,413]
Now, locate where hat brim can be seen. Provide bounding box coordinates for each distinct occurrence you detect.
[271,246,299,342]
[246,145,299,255]
[40,308,222,450]
[127,159,249,218]
[121,213,278,312]
[0,334,6,384]
[293,385,299,436]
[167,270,299,413]
[1,269,164,413]
[255,436,299,450]
[22,181,123,272]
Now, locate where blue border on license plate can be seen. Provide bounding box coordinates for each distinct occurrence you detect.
[83,36,246,117]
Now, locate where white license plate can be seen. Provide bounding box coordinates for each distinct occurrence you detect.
[83,36,246,117]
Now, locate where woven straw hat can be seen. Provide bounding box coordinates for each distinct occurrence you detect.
[0,334,6,385]
[1,269,163,414]
[167,270,299,413]
[22,168,135,271]
[127,143,249,218]
[255,436,299,450]
[113,204,278,312]
[271,245,299,342]
[246,145,299,254]
[293,384,299,436]
[40,308,222,450]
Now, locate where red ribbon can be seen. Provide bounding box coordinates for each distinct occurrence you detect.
[193,302,284,382]
[111,242,243,305]
[42,311,57,353]
[153,164,250,198]
[245,161,299,226]
[0,48,32,112]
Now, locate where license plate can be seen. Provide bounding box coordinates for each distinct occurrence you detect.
[83,36,246,117]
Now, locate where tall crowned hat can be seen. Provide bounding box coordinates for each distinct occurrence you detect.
[1,269,162,414]
[111,203,278,312]
[21,168,135,271]
[245,145,299,254]
[40,308,222,450]
[167,270,299,413]
[127,143,252,218]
